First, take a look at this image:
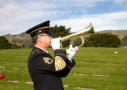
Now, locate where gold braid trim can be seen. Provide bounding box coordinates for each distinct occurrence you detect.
[30,26,49,34]
[55,53,66,57]
[55,56,66,71]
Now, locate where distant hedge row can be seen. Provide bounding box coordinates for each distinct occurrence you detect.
[74,33,127,48]
[84,33,121,47]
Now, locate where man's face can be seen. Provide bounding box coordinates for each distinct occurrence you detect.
[39,33,52,47]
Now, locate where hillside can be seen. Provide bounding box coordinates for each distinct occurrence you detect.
[3,30,127,47]
[4,33,33,47]
[98,30,127,39]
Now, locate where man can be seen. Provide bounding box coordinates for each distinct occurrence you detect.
[26,20,78,90]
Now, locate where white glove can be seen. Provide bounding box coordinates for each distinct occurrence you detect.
[66,44,78,61]
[51,37,61,50]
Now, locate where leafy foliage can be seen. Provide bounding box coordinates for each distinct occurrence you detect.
[50,25,71,38]
[72,37,83,47]
[0,36,11,49]
[84,33,121,47]
[121,35,127,46]
[50,25,71,47]
[0,36,18,49]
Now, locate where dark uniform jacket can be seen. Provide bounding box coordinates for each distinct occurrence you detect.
[28,47,75,90]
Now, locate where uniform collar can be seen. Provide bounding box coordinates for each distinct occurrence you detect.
[34,46,48,53]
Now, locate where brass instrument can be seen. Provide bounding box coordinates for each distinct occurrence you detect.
[60,23,94,47]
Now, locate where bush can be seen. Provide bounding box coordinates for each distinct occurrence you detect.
[0,36,11,49]
[84,33,121,47]
[72,37,83,47]
[121,35,127,46]
[0,36,18,49]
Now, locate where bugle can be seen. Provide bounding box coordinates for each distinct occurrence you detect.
[60,23,94,47]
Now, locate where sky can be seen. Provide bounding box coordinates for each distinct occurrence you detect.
[0,0,127,35]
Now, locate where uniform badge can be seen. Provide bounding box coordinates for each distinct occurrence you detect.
[55,56,66,71]
[43,57,53,64]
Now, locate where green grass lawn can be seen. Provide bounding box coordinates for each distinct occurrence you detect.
[0,47,127,90]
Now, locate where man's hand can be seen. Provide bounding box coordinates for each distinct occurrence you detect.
[66,45,78,61]
[51,37,61,50]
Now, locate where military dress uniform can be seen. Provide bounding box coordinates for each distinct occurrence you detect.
[26,21,75,90]
[28,47,75,90]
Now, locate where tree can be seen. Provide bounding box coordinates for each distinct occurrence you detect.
[0,36,19,49]
[50,25,71,37]
[0,36,11,49]
[50,25,71,47]
[121,35,127,46]
[84,33,121,47]
[71,37,83,47]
